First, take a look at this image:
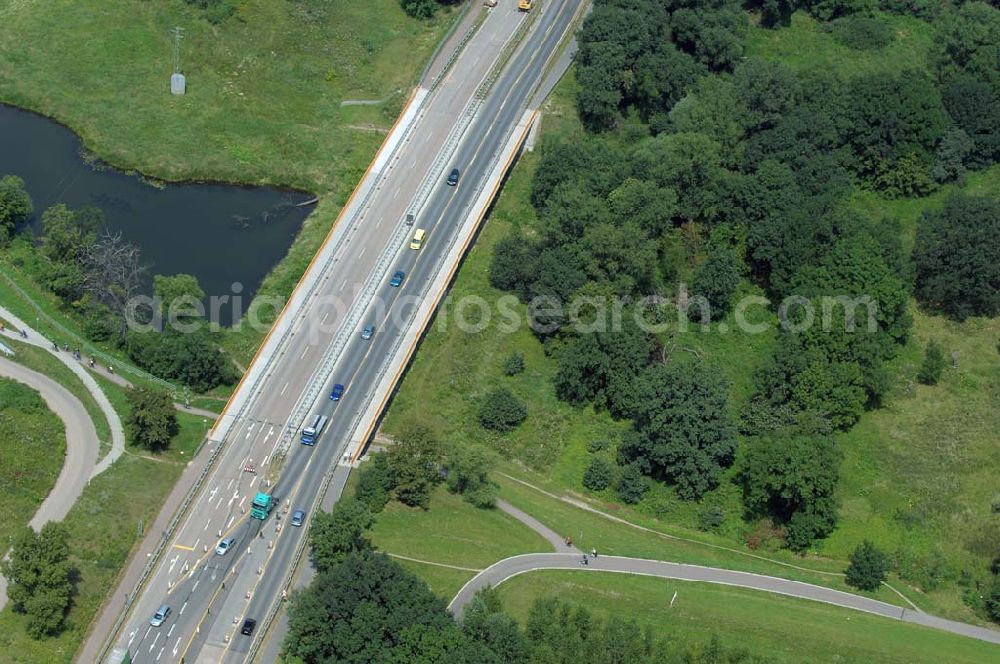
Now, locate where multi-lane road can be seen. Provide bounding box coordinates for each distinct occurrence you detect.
[104,2,581,662]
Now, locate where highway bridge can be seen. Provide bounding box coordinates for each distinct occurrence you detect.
[99,1,583,662]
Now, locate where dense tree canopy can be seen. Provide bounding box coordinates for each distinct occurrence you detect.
[126,386,178,452]
[0,174,32,243]
[1,523,76,638]
[913,193,1000,320]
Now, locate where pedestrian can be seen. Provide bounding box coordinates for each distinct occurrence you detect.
[565,536,572,547]
[592,547,597,558]
[108,365,114,374]
[581,555,588,566]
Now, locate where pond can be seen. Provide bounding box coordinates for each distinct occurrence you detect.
[0,103,314,326]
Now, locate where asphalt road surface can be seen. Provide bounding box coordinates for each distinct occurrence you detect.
[448,553,1000,646]
[109,2,581,662]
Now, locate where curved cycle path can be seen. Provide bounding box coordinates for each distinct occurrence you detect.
[445,501,1000,646]
[1,305,125,477]
[0,357,100,610]
[449,553,1000,645]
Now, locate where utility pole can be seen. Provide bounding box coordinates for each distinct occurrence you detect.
[170,26,187,95]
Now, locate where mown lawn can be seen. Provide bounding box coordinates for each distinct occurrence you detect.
[367,485,550,598]
[495,571,997,664]
[0,378,64,547]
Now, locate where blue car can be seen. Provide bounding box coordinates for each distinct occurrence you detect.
[330,383,345,401]
[390,270,405,287]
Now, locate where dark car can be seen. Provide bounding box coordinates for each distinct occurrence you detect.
[330,383,345,401]
[241,618,257,636]
[446,168,460,186]
[390,270,405,287]
[361,324,375,340]
[291,509,306,527]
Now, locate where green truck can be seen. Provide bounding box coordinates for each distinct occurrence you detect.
[250,492,274,520]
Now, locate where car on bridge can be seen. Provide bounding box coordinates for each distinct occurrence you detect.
[410,229,426,249]
[291,509,306,527]
[149,604,171,627]
[215,537,236,556]
[330,383,345,401]
[241,618,257,636]
[361,324,375,340]
[390,270,405,287]
[447,168,460,186]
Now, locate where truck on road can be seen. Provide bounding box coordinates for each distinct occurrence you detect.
[250,492,274,520]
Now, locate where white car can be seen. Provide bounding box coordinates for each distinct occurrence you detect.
[216,537,236,556]
[150,604,171,627]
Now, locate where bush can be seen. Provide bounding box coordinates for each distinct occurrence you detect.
[987,575,1000,623]
[478,388,527,432]
[126,386,179,452]
[616,464,648,505]
[698,506,725,532]
[502,352,525,376]
[582,458,614,492]
[355,452,395,513]
[587,439,609,453]
[831,16,894,50]
[0,174,33,244]
[845,540,890,591]
[917,340,946,385]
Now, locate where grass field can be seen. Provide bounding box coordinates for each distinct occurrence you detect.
[495,571,997,664]
[367,485,551,598]
[0,378,64,547]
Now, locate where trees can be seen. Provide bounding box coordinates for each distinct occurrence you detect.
[399,0,458,19]
[621,362,737,500]
[1,523,76,638]
[154,273,205,324]
[734,58,798,131]
[845,540,890,591]
[355,452,395,513]
[738,432,841,551]
[616,463,649,504]
[283,551,467,663]
[502,352,525,376]
[126,327,237,392]
[913,193,1000,320]
[478,388,527,433]
[691,235,743,320]
[0,174,32,243]
[917,340,947,385]
[935,2,1000,86]
[941,75,1000,168]
[308,499,373,573]
[582,457,614,492]
[670,2,748,72]
[38,204,101,302]
[387,421,443,509]
[445,446,499,508]
[126,386,178,452]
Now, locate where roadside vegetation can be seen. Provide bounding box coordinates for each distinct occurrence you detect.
[381,0,1000,634]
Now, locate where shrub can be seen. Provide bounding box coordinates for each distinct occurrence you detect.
[355,453,395,513]
[502,352,525,376]
[616,464,648,505]
[917,340,946,385]
[582,458,614,492]
[698,506,725,532]
[831,16,894,50]
[845,540,890,591]
[478,388,527,432]
[987,576,1000,623]
[587,439,608,453]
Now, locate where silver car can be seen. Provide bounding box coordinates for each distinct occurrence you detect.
[150,604,171,627]
[216,537,236,556]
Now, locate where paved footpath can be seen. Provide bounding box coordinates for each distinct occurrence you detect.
[451,504,1000,647]
[0,357,101,610]
[0,305,125,476]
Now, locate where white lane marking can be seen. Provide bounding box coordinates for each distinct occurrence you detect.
[321,311,330,324]
[410,159,417,170]
[299,345,309,360]
[239,496,246,509]
[341,279,348,291]
[192,580,200,592]
[265,425,274,441]
[393,187,400,200]
[157,646,164,661]
[204,518,210,531]
[167,623,175,637]
[149,631,160,652]
[173,636,182,655]
[227,515,235,529]
[227,478,234,490]
[209,486,219,501]
[280,381,289,396]
[358,246,366,259]
[180,601,188,616]
[168,554,179,574]
[193,538,199,551]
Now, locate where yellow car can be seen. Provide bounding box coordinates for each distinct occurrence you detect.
[410,229,426,250]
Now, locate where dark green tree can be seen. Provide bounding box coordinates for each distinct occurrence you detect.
[126,386,178,452]
[941,75,1000,167]
[355,452,395,513]
[461,589,528,664]
[582,457,614,492]
[913,193,1000,320]
[621,362,738,500]
[0,174,32,243]
[1,523,76,638]
[38,204,102,301]
[738,432,841,550]
[691,236,742,320]
[844,540,890,591]
[502,352,525,376]
[387,421,443,509]
[917,340,947,385]
[445,446,498,508]
[308,499,373,573]
[616,463,649,505]
[489,234,538,299]
[670,2,748,72]
[935,2,1000,85]
[734,58,798,131]
[154,273,206,324]
[986,574,1000,622]
[478,388,527,433]
[126,328,237,392]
